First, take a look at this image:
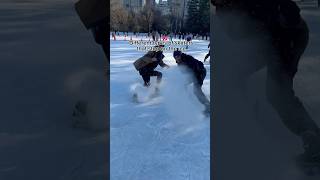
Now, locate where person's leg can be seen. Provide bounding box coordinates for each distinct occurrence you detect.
[149,70,163,84]
[266,59,318,135]
[139,69,151,86]
[142,75,151,86]
[204,52,210,62]
[267,20,320,159]
[194,84,210,107]
[194,69,210,107]
[148,70,163,94]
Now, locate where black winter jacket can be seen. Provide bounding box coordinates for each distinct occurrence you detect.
[178,54,206,76]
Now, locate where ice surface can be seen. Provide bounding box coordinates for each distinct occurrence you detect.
[110,37,210,180]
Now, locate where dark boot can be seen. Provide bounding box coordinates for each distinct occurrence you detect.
[144,81,150,87]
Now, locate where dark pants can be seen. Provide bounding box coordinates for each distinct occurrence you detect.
[267,19,319,136]
[204,51,210,62]
[139,68,162,86]
[193,69,210,107]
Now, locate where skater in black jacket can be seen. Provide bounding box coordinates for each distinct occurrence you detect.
[173,50,210,114]
[212,0,320,163]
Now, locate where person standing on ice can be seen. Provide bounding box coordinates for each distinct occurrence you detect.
[169,32,173,41]
[133,45,170,87]
[186,34,192,49]
[173,50,210,115]
[204,43,210,62]
[213,0,320,164]
[151,30,156,41]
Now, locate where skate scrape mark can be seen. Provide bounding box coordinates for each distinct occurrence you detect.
[138,96,163,106]
[160,119,209,145]
[161,67,209,136]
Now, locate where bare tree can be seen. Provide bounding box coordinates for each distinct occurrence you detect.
[110,0,128,31]
[140,6,154,32]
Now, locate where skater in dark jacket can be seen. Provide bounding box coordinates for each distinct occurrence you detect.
[212,0,320,163]
[134,46,169,86]
[173,50,210,114]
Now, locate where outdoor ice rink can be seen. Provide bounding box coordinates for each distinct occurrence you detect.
[0,0,319,180]
[110,36,211,180]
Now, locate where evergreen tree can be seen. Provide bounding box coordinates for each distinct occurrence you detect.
[185,0,210,33]
[186,0,200,33]
[199,0,210,33]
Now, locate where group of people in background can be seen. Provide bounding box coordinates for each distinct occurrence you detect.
[111,30,210,42]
